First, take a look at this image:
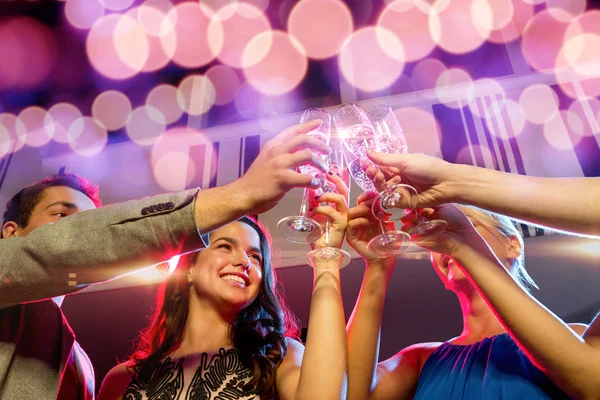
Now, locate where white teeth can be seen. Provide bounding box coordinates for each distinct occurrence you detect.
[221,275,246,286]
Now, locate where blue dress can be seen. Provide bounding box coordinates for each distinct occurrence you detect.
[413,333,569,399]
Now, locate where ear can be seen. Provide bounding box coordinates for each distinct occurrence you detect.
[2,221,20,238]
[506,235,522,266]
[187,267,194,283]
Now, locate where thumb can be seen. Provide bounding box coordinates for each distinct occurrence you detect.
[366,150,409,168]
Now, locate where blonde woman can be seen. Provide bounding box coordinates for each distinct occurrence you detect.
[346,193,593,399]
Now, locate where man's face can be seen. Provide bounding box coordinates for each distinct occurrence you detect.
[3,186,97,238]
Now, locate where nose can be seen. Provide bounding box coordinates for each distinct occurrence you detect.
[234,252,251,271]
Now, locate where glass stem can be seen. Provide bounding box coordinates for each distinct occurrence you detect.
[378,220,388,238]
[299,188,310,217]
[325,217,331,246]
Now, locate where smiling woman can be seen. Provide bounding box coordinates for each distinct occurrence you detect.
[98,215,294,399]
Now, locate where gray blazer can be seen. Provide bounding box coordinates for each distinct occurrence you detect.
[0,189,207,399]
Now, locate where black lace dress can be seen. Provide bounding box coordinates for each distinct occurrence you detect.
[123,348,259,399]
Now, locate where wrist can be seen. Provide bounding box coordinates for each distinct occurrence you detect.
[365,257,395,274]
[224,179,255,215]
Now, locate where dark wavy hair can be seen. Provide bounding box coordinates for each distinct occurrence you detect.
[129,215,300,399]
[2,171,101,237]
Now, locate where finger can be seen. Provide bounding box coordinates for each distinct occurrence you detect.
[281,170,322,190]
[366,150,409,168]
[324,173,349,200]
[279,134,332,156]
[285,149,329,173]
[312,204,344,225]
[271,120,323,145]
[357,191,378,205]
[348,203,376,220]
[365,164,379,180]
[316,192,348,215]
[371,170,388,192]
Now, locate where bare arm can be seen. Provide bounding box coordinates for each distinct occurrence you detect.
[419,204,600,399]
[451,164,600,237]
[0,120,331,308]
[345,192,420,400]
[367,152,600,237]
[276,182,348,400]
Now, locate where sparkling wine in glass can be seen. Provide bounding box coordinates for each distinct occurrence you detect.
[277,108,329,243]
[366,105,447,240]
[333,103,410,256]
[307,137,352,269]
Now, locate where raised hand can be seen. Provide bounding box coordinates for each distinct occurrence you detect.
[401,205,486,257]
[234,120,332,215]
[346,192,395,264]
[366,152,457,209]
[308,173,349,250]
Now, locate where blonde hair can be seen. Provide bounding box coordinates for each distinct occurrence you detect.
[456,205,538,291]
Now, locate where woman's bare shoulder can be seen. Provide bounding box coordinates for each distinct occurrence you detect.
[97,361,136,400]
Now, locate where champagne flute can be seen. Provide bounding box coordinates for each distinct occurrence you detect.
[307,137,352,269]
[366,105,447,240]
[333,103,410,256]
[277,108,329,243]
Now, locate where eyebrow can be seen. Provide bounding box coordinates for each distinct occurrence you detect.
[44,201,78,211]
[213,237,262,258]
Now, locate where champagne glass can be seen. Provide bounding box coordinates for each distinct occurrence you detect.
[277,108,329,243]
[333,103,410,256]
[307,137,352,269]
[366,105,447,240]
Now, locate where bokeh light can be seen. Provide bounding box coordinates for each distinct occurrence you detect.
[0,113,26,154]
[543,110,582,150]
[519,84,559,124]
[521,9,573,71]
[478,0,515,31]
[567,98,600,138]
[87,14,147,80]
[137,0,175,37]
[546,0,586,22]
[0,17,57,90]
[177,75,217,116]
[100,0,135,12]
[18,107,53,148]
[288,0,353,60]
[0,123,11,159]
[435,68,474,108]
[338,26,405,92]
[126,105,166,146]
[151,127,213,191]
[211,3,271,68]
[67,117,108,157]
[126,5,176,72]
[378,0,436,62]
[65,0,105,30]
[167,3,222,69]
[483,98,526,138]
[153,151,195,192]
[46,103,83,143]
[487,0,534,43]
[412,58,447,91]
[393,107,443,156]
[92,90,132,131]
[206,65,241,106]
[243,30,308,96]
[467,78,505,118]
[146,84,184,124]
[428,0,491,54]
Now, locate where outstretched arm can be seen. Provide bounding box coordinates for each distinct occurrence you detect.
[367,151,600,237]
[345,192,420,400]
[276,175,349,400]
[0,120,331,308]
